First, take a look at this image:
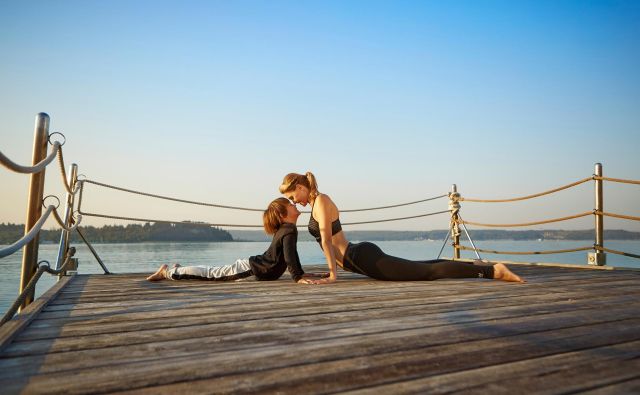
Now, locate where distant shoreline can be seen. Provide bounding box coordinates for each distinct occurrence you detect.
[3,224,639,244]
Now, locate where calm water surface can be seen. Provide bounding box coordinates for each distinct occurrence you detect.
[1,240,638,315]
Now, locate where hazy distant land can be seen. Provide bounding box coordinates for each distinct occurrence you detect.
[2,223,639,244]
[0,222,232,244]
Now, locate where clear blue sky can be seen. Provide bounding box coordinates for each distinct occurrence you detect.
[1,0,639,231]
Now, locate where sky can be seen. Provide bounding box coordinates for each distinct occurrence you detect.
[1,0,639,233]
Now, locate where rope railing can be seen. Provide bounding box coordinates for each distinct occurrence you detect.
[0,205,82,259]
[458,245,593,256]
[56,147,78,195]
[595,176,640,186]
[0,115,86,311]
[82,179,265,212]
[0,205,56,259]
[596,246,640,260]
[451,166,640,263]
[51,207,82,232]
[78,211,265,228]
[458,211,593,228]
[340,195,448,213]
[342,210,450,225]
[81,179,447,213]
[77,209,451,228]
[0,248,76,326]
[598,211,640,222]
[0,142,61,174]
[459,177,593,203]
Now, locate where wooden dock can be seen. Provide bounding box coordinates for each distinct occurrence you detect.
[0,264,639,394]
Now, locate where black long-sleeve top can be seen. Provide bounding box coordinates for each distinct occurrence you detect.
[249,223,305,282]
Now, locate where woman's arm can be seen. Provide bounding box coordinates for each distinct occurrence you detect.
[314,194,338,283]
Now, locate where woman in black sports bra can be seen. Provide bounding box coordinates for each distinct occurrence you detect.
[280,172,524,284]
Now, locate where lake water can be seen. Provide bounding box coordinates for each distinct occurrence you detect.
[1,240,639,315]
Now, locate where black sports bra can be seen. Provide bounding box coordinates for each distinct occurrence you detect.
[308,202,342,243]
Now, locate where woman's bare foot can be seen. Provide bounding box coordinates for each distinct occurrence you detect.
[493,263,525,283]
[146,264,168,281]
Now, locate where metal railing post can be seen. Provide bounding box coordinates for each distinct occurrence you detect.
[588,163,606,266]
[55,163,78,276]
[449,184,461,260]
[19,112,50,311]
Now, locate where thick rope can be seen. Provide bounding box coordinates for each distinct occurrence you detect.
[341,210,450,225]
[0,205,80,259]
[0,206,55,259]
[460,177,592,203]
[0,249,76,326]
[595,176,640,186]
[0,142,61,174]
[596,246,640,260]
[459,211,592,228]
[51,207,82,232]
[77,179,85,213]
[82,179,447,213]
[56,147,78,195]
[77,211,263,228]
[598,211,640,222]
[458,245,593,255]
[83,179,264,212]
[339,195,448,212]
[78,209,450,228]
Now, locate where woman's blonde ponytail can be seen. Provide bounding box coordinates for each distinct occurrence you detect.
[305,171,319,200]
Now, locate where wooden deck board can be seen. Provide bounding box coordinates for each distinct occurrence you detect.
[0,264,638,394]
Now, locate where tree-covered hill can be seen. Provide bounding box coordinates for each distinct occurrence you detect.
[0,222,232,244]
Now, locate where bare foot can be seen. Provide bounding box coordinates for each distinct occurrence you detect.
[172,263,181,268]
[146,264,168,281]
[493,263,525,283]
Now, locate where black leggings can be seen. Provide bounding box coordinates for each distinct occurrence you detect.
[342,242,494,281]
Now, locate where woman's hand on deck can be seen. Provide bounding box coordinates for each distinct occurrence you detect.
[311,276,337,284]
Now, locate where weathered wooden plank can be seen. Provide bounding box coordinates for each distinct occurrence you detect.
[341,340,640,394]
[32,282,639,329]
[30,281,627,329]
[17,286,547,337]
[25,278,640,328]
[47,274,639,307]
[4,292,638,358]
[55,269,624,292]
[40,274,640,322]
[0,275,74,352]
[1,310,638,394]
[0,265,638,394]
[1,309,638,384]
[110,323,640,395]
[579,378,640,394]
[14,284,640,344]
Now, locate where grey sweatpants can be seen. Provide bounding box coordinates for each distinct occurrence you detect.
[165,258,253,281]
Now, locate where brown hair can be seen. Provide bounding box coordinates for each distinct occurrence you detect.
[279,172,319,201]
[262,197,291,234]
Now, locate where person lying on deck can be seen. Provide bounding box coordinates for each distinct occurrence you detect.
[146,197,328,284]
[279,171,525,284]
